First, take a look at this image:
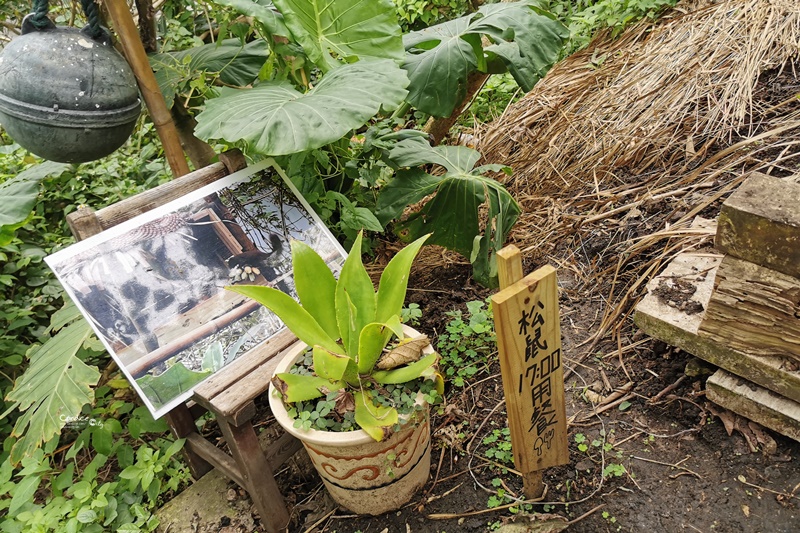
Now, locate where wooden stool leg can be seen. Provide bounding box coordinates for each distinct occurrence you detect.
[165,405,213,479]
[218,418,290,533]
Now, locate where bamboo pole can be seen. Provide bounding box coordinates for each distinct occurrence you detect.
[104,0,190,177]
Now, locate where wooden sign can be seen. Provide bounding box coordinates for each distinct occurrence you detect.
[492,246,569,496]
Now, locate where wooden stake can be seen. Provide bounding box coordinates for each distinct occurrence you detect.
[494,245,569,499]
[104,0,190,178]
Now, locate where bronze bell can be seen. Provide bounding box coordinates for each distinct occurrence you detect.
[0,13,141,163]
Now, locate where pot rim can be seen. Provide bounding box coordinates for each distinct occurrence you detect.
[268,325,433,447]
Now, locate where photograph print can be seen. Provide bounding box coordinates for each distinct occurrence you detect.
[46,159,346,417]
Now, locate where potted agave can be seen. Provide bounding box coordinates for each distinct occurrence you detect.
[227,232,443,515]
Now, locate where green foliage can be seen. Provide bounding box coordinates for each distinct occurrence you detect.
[402,1,568,117]
[229,232,443,441]
[274,0,405,70]
[195,59,410,156]
[379,138,518,286]
[392,0,473,29]
[0,402,189,533]
[2,300,102,465]
[150,38,271,108]
[482,427,513,465]
[437,299,495,387]
[538,0,678,53]
[401,303,422,326]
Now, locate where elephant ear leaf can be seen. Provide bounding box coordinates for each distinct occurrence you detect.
[402,1,567,117]
[194,60,409,156]
[273,0,404,71]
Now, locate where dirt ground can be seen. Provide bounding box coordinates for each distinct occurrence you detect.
[181,56,800,533]
[193,258,798,533]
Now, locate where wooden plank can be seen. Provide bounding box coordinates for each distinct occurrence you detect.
[194,329,298,402]
[88,162,229,231]
[164,404,213,479]
[716,172,800,278]
[497,245,544,499]
[634,253,800,403]
[67,206,104,242]
[217,419,290,533]
[706,369,800,443]
[209,342,297,424]
[491,264,570,475]
[263,431,302,470]
[697,256,800,362]
[184,433,245,487]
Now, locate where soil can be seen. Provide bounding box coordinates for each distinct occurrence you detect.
[190,258,800,533]
[181,56,800,533]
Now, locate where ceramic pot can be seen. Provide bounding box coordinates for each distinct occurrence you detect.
[268,329,433,515]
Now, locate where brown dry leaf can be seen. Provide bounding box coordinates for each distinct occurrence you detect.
[742,504,750,517]
[496,512,569,532]
[584,389,604,404]
[707,403,736,436]
[748,421,778,455]
[376,335,430,370]
[334,389,355,415]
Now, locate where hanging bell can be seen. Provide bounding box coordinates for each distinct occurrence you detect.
[0,8,141,163]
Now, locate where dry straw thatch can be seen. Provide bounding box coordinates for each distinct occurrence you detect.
[475,0,800,357]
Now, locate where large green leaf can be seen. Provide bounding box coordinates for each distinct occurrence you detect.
[470,2,568,91]
[335,232,376,357]
[150,39,270,108]
[356,318,402,374]
[402,1,567,116]
[273,0,404,71]
[372,352,439,384]
[226,285,342,352]
[0,162,71,245]
[354,391,397,441]
[291,240,338,340]
[213,0,289,37]
[379,139,519,287]
[194,59,409,156]
[312,345,350,381]
[388,135,481,173]
[271,372,342,402]
[375,234,429,323]
[401,16,479,118]
[2,311,100,464]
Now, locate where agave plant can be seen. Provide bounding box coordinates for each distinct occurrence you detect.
[227,232,443,441]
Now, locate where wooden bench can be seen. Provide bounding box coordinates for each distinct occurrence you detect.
[67,150,302,533]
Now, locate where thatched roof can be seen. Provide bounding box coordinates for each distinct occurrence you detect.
[477,0,800,352]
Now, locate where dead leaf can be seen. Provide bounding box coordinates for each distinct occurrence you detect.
[584,389,604,404]
[270,375,288,397]
[334,389,354,415]
[742,504,750,517]
[376,335,430,370]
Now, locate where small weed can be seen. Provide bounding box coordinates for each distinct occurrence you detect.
[401,303,422,326]
[482,427,514,466]
[437,299,495,387]
[602,510,622,531]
